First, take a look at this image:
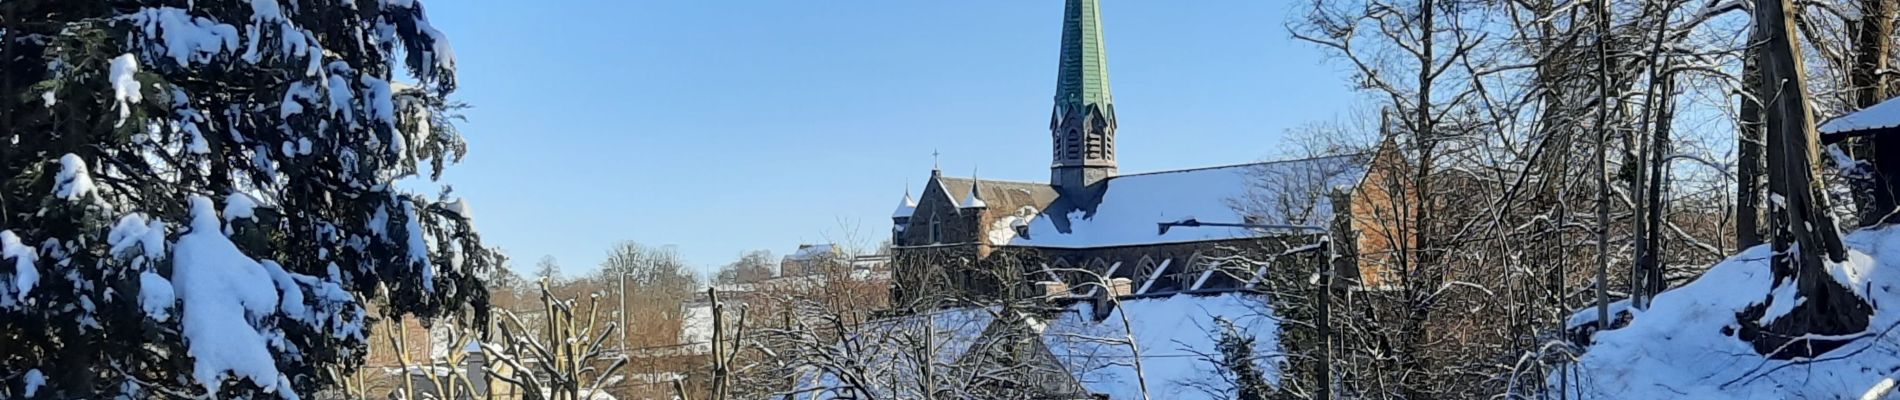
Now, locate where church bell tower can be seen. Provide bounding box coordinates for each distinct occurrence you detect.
[1050,0,1117,197]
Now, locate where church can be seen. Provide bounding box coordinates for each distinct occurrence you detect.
[888,0,1391,307]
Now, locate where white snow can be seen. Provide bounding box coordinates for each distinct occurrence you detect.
[892,192,917,219]
[124,8,241,66]
[41,91,55,108]
[280,81,319,119]
[786,244,836,261]
[1821,95,1900,135]
[1046,293,1280,399]
[1011,155,1363,248]
[962,188,988,208]
[1,231,39,307]
[443,198,473,221]
[325,65,356,124]
[141,271,176,322]
[170,195,294,397]
[108,213,167,260]
[1558,226,1900,399]
[53,153,95,201]
[401,200,433,292]
[109,54,142,125]
[22,369,44,397]
[224,192,259,222]
[359,77,405,159]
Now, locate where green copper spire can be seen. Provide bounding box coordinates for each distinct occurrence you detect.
[1051,0,1117,193]
[1055,0,1113,117]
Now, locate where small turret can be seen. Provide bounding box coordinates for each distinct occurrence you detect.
[963,175,989,209]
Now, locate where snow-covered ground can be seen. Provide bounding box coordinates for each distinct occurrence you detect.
[1560,226,1900,399]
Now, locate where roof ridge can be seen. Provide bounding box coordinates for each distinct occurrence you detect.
[937,176,1051,186]
[1111,153,1366,178]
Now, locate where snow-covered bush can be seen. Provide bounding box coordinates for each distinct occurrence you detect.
[0,1,490,398]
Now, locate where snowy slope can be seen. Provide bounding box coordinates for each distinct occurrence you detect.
[1559,227,1900,399]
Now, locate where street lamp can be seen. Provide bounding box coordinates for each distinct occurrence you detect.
[1158,217,1338,399]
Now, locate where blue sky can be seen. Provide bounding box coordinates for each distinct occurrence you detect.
[423,1,1359,277]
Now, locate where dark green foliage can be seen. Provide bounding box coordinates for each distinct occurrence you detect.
[0,0,489,398]
[1215,318,1274,400]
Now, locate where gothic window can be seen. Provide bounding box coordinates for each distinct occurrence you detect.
[1082,258,1110,293]
[1183,252,1220,291]
[1134,256,1168,295]
[929,215,943,244]
[1050,258,1072,281]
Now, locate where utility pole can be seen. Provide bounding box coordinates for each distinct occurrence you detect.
[619,266,628,351]
[1316,234,1335,400]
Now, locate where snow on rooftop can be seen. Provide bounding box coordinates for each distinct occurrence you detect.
[962,179,989,208]
[786,244,837,261]
[797,293,1277,399]
[1820,96,1900,135]
[1010,156,1364,248]
[893,192,918,218]
[1046,293,1280,399]
[1558,226,1900,398]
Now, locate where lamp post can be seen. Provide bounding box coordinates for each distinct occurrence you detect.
[1159,218,1337,399]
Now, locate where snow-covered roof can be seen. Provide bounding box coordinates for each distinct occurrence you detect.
[1010,155,1365,248]
[893,191,917,218]
[1820,96,1900,135]
[796,293,1278,399]
[785,244,837,261]
[1045,293,1280,399]
[957,179,988,207]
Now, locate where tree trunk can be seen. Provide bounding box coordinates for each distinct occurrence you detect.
[1856,0,1897,226]
[1643,71,1676,302]
[1742,0,1868,360]
[1739,43,1766,249]
[1592,0,1614,332]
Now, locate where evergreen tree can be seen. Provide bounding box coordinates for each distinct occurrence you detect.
[1215,318,1274,400]
[0,0,490,398]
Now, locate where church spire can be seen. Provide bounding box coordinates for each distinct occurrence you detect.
[1054,0,1113,119]
[1051,0,1117,197]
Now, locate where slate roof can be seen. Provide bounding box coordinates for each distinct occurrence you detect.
[934,177,1063,214]
[1010,155,1367,248]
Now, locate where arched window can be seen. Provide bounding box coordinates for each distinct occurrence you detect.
[1050,258,1073,281]
[1184,252,1220,291]
[929,215,943,244]
[1134,256,1169,295]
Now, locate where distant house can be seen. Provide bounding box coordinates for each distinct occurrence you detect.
[780,244,840,277]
